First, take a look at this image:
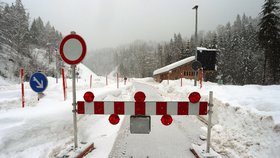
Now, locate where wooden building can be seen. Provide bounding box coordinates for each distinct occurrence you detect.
[153,47,217,82]
[153,56,197,82]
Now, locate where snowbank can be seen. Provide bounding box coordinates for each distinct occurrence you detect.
[154,78,280,158]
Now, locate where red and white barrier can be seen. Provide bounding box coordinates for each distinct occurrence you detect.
[77,91,208,125]
[77,101,207,115]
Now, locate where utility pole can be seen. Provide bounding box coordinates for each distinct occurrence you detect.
[193,5,198,86]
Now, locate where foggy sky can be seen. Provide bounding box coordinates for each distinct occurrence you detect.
[3,0,263,51]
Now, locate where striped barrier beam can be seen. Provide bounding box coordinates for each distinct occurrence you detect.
[77,91,208,126]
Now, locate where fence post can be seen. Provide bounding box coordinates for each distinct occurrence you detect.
[180,72,183,87]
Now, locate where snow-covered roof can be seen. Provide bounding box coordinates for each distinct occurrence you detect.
[197,47,217,52]
[153,56,195,76]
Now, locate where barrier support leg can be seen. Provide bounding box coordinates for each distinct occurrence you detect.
[206,91,213,153]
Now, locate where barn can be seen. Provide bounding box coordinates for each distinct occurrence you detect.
[153,47,217,82]
[153,56,196,82]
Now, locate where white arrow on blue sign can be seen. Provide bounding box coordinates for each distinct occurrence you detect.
[29,72,48,93]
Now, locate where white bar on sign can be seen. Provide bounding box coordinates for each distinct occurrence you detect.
[188,103,199,115]
[85,102,94,114]
[125,102,135,115]
[167,102,178,115]
[104,101,114,114]
[146,102,156,115]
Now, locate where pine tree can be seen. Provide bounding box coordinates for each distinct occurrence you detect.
[258,0,280,84]
[29,19,39,45]
[12,0,30,56]
[35,17,46,47]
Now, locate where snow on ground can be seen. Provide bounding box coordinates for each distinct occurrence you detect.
[147,78,280,158]
[0,64,280,158]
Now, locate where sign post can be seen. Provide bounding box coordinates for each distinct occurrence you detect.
[207,91,213,153]
[29,72,48,100]
[59,31,87,149]
[192,60,202,86]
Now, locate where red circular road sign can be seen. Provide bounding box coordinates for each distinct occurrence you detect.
[59,34,87,65]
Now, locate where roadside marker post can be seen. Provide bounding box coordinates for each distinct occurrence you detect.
[20,68,24,108]
[59,31,87,150]
[61,68,66,101]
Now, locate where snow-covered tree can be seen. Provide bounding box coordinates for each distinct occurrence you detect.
[258,0,280,84]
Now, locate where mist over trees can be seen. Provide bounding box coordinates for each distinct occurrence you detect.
[0,0,63,80]
[1,0,279,85]
[90,6,279,85]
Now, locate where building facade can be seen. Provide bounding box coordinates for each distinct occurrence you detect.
[153,47,217,82]
[153,56,198,82]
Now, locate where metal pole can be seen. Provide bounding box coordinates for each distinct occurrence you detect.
[193,5,198,86]
[72,65,78,149]
[206,91,213,153]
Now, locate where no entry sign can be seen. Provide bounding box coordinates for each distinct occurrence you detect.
[59,34,87,65]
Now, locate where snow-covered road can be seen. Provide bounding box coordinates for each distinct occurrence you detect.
[108,81,206,158]
[1,64,279,158]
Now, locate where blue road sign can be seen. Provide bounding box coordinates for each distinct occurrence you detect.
[29,72,48,93]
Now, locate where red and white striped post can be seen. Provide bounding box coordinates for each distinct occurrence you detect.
[20,68,24,108]
[90,75,92,89]
[117,73,119,89]
[62,68,66,101]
